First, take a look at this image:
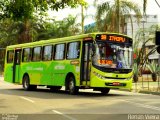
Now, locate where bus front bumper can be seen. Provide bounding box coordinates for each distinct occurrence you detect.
[90,76,132,90]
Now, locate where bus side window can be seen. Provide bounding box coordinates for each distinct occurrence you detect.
[67,42,80,59]
[7,50,14,63]
[32,47,42,61]
[54,44,65,60]
[42,45,53,61]
[22,48,31,62]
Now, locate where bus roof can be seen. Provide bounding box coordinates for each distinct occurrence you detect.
[6,32,132,49]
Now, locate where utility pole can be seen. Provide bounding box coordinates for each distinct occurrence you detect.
[117,0,120,33]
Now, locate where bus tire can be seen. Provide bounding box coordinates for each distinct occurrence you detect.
[22,75,31,91]
[68,77,79,95]
[100,88,110,95]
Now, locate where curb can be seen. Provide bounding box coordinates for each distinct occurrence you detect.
[139,90,160,96]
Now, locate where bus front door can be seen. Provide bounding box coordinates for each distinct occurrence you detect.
[13,49,21,83]
[81,41,92,86]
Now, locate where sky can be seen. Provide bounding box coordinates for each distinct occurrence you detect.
[48,0,160,25]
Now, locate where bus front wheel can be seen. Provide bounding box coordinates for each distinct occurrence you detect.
[23,75,31,91]
[68,77,79,95]
[22,75,37,91]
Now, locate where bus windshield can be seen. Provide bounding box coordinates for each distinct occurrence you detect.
[93,42,133,70]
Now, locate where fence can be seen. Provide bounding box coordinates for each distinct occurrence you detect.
[133,73,160,93]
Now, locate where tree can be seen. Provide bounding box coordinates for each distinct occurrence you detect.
[79,3,94,34]
[44,15,81,39]
[0,19,18,47]
[94,0,142,33]
[84,23,97,33]
[0,0,86,43]
[143,0,147,15]
[81,5,85,34]
[133,24,160,75]
[0,0,86,20]
[0,18,40,46]
[0,14,81,48]
[147,61,160,82]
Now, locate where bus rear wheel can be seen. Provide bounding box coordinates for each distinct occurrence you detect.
[100,88,110,95]
[68,77,79,95]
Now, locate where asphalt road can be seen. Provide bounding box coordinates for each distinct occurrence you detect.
[0,77,160,120]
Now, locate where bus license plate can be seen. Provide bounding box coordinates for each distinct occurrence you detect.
[112,82,120,86]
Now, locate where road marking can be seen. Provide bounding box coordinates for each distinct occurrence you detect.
[20,96,35,103]
[121,99,160,111]
[52,110,76,120]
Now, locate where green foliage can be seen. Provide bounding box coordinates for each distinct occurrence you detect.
[0,19,18,47]
[133,63,139,76]
[147,61,160,74]
[134,24,160,70]
[133,40,157,74]
[84,23,97,33]
[0,0,86,44]
[0,15,81,47]
[0,0,34,21]
[94,0,142,33]
[0,0,86,21]
[48,0,87,11]
[37,15,81,40]
[147,61,159,81]
[133,63,139,82]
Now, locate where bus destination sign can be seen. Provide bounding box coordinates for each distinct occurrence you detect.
[96,34,132,44]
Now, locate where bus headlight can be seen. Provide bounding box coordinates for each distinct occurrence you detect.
[93,71,105,79]
[93,71,133,80]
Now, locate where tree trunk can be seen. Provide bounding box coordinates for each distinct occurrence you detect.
[18,20,31,44]
[81,5,84,34]
[133,74,138,83]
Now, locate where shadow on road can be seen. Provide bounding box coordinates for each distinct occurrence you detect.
[0,87,128,100]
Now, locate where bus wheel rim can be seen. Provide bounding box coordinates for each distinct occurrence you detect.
[24,77,29,88]
[69,80,74,92]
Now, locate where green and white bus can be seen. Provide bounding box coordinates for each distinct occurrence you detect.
[4,32,133,94]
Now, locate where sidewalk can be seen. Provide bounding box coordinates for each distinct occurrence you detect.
[131,74,160,95]
[132,81,160,95]
[0,75,3,80]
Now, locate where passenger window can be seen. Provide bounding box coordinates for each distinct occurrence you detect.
[54,44,65,60]
[67,42,80,59]
[7,50,14,63]
[43,45,52,61]
[32,47,41,61]
[22,48,31,62]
